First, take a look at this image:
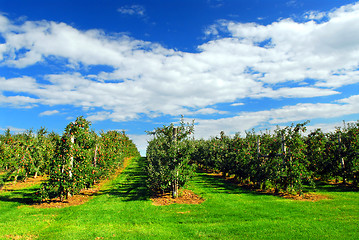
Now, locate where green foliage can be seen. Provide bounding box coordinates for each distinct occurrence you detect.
[306,129,331,179]
[0,116,140,201]
[274,122,312,194]
[0,128,57,182]
[145,118,195,195]
[97,130,140,178]
[191,122,314,194]
[41,116,98,200]
[40,116,140,201]
[305,121,359,186]
[190,120,359,193]
[338,122,359,185]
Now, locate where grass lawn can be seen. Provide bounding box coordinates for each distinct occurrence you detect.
[1,157,358,239]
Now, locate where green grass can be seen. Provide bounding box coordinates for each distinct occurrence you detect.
[1,157,358,239]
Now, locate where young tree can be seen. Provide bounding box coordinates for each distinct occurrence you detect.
[145,118,195,198]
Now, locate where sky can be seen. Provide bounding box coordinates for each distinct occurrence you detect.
[1,0,359,156]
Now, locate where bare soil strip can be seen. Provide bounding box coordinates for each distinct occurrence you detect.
[151,189,205,206]
[1,175,46,192]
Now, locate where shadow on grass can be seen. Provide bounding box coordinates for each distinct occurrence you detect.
[193,173,264,196]
[0,188,38,205]
[314,180,358,193]
[0,158,151,206]
[97,157,150,202]
[195,171,358,200]
[2,158,356,206]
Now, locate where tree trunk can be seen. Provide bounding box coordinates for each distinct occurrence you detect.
[69,135,75,179]
[172,170,179,198]
[172,127,178,198]
[93,144,98,167]
[338,134,346,184]
[14,168,21,182]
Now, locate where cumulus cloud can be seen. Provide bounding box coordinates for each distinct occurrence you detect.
[0,94,38,108]
[0,2,359,125]
[205,3,359,85]
[193,94,359,139]
[39,110,59,116]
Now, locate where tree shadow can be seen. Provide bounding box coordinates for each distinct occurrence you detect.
[194,173,264,196]
[0,158,151,206]
[97,157,150,201]
[0,188,38,205]
[314,180,358,193]
[195,171,358,201]
[2,160,245,206]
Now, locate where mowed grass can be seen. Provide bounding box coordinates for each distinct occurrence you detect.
[1,157,358,240]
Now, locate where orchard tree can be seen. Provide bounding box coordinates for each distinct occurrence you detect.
[145,117,195,198]
[341,121,359,185]
[41,116,97,201]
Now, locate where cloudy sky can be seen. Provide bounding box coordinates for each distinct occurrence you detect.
[1,0,359,155]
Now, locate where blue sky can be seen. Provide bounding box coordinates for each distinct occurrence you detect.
[1,0,359,155]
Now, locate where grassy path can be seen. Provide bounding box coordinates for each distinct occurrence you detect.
[1,157,359,239]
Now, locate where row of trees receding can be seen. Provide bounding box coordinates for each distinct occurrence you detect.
[0,116,140,201]
[145,120,359,197]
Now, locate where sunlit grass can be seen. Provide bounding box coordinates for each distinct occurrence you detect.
[0,157,358,239]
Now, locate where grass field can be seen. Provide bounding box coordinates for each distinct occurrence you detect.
[1,157,358,239]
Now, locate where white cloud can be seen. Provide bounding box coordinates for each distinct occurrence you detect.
[0,93,39,108]
[0,2,359,124]
[127,133,151,156]
[193,114,266,139]
[39,110,59,116]
[0,76,39,92]
[231,102,244,106]
[0,14,9,32]
[304,11,327,20]
[206,3,359,86]
[253,87,339,99]
[0,126,26,134]
[193,94,359,139]
[1,19,165,68]
[190,108,228,115]
[87,111,111,122]
[305,121,346,133]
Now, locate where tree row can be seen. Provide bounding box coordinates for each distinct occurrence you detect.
[145,120,359,197]
[0,116,140,201]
